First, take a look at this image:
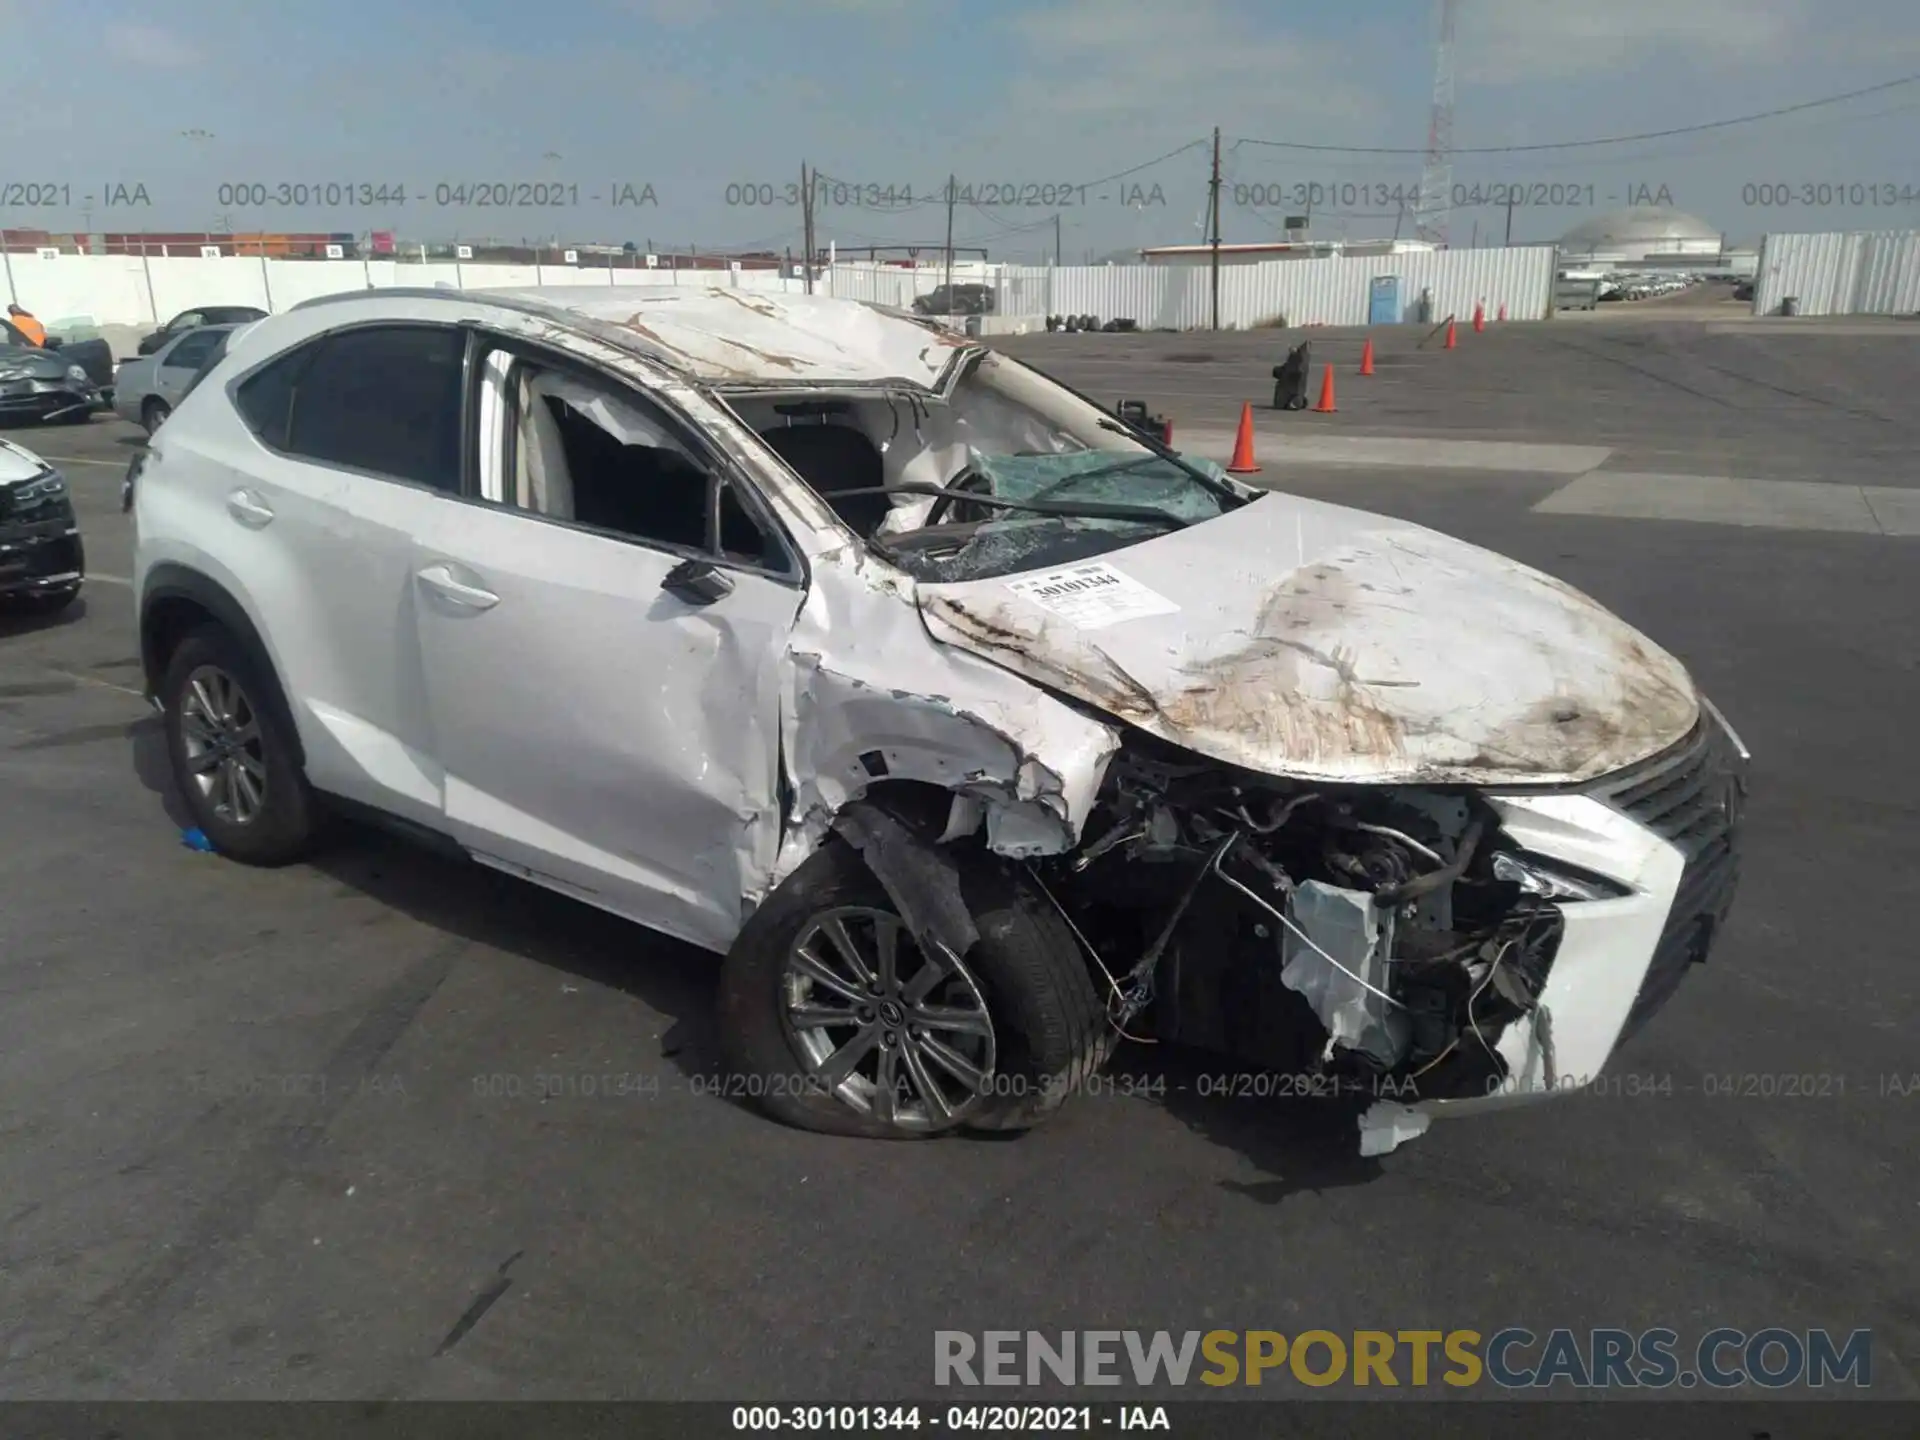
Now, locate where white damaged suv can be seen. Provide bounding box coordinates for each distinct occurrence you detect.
[129,286,1748,1150]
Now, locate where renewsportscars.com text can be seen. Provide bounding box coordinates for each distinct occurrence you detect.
[934,1328,1872,1390]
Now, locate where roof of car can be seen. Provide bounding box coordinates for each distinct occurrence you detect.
[293,284,979,389]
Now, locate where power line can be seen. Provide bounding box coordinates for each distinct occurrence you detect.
[1232,72,1920,155]
[806,139,1209,214]
[1047,137,1211,191]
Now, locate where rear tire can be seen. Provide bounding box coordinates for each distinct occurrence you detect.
[718,836,1112,1139]
[159,623,317,866]
[142,398,170,434]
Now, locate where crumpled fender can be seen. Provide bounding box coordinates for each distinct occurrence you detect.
[760,553,1120,902]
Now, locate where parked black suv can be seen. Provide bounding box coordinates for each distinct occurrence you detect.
[0,439,83,613]
[911,283,996,317]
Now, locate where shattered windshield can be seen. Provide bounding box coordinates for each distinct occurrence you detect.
[729,349,1246,584]
[873,351,1243,581]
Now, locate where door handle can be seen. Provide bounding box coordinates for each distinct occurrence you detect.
[417,563,499,610]
[226,488,274,527]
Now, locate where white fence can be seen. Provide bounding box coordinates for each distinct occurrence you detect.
[823,249,1559,329]
[3,246,1560,337]
[1752,231,1920,318]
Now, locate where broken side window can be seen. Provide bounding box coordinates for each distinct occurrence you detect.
[503,362,785,570]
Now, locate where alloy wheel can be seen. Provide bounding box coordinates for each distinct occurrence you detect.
[178,663,269,826]
[781,906,997,1132]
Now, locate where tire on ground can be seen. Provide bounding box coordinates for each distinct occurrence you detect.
[717,834,1112,1139]
[159,622,318,866]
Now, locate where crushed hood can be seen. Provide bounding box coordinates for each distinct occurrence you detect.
[0,348,69,381]
[916,491,1700,786]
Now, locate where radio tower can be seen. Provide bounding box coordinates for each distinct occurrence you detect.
[1416,0,1458,246]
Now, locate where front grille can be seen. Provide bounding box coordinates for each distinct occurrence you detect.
[0,491,75,532]
[1588,714,1748,1038]
[0,529,81,586]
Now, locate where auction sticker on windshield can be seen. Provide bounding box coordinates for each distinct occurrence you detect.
[1006,562,1179,630]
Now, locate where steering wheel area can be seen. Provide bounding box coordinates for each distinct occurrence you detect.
[924,468,1000,527]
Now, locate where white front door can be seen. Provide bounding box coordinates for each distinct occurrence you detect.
[409,345,804,951]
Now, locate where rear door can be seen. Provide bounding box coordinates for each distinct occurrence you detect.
[211,322,471,827]
[407,341,805,951]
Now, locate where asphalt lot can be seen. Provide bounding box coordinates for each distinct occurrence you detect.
[996,300,1919,485]
[2,318,1918,1406]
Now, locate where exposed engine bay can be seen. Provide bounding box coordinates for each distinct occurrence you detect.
[1026,732,1575,1108]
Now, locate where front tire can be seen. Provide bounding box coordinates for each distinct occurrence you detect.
[718,835,1112,1139]
[159,623,317,866]
[142,398,170,434]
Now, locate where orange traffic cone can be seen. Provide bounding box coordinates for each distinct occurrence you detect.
[1444,317,1458,349]
[1226,402,1260,474]
[1358,337,1375,376]
[1497,303,1508,322]
[1473,301,1486,333]
[1313,365,1337,413]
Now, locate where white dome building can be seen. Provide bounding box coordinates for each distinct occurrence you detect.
[1558,207,1724,261]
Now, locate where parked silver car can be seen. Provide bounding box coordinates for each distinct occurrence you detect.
[113,323,246,434]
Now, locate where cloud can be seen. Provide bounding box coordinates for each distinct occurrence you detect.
[104,21,203,68]
[1456,0,1806,83]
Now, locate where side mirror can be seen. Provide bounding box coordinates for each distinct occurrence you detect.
[661,558,733,606]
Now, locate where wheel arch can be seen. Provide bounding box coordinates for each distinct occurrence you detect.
[140,563,306,770]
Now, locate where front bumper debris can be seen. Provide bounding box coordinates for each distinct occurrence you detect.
[1007,704,1748,1157]
[0,379,100,422]
[0,492,86,595]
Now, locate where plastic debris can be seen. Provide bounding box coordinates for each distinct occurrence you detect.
[1357,1100,1432,1158]
[180,827,216,853]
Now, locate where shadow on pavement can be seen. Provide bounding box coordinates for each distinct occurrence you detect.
[303,825,720,1088]
[0,592,92,636]
[1110,1042,1384,1201]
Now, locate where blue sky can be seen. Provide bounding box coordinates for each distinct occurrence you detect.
[5,0,1918,257]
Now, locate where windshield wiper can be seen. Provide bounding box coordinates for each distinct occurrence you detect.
[1095,418,1247,504]
[826,483,1191,530]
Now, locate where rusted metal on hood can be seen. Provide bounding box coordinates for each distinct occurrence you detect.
[917,493,1701,787]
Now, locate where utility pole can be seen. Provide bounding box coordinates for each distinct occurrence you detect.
[1207,126,1222,331]
[1417,0,1459,246]
[800,161,816,293]
[943,174,956,304]
[1054,212,1062,266]
[1504,194,1515,247]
